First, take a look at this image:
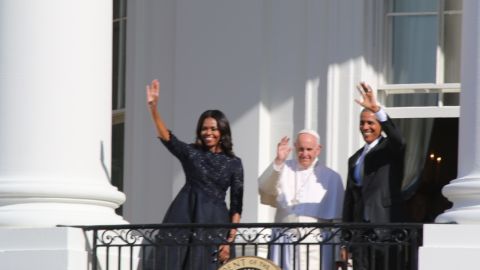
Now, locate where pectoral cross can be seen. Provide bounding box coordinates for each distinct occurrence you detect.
[290,198,300,205]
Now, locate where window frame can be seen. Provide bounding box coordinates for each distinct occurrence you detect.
[378,0,462,118]
[111,0,127,215]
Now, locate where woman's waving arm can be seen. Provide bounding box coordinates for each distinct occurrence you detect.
[146,79,170,141]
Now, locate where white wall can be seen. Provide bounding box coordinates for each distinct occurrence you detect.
[123,0,177,223]
[257,0,382,221]
[172,0,264,222]
[123,0,383,224]
[124,0,264,223]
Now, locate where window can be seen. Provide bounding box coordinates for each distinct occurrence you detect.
[379,0,462,118]
[396,117,455,222]
[113,0,127,112]
[112,0,127,214]
[378,0,462,222]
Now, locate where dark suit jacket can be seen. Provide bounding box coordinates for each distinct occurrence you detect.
[342,116,406,223]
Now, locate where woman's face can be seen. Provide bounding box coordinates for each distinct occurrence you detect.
[200,117,222,152]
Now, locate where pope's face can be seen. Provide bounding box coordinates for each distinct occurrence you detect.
[295,133,321,169]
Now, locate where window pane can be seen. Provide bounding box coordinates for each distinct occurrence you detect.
[112,0,127,217]
[114,0,126,19]
[112,123,124,214]
[395,118,457,223]
[445,0,462,11]
[443,93,460,106]
[444,14,461,83]
[385,93,439,107]
[393,0,437,13]
[389,16,437,84]
[113,20,126,110]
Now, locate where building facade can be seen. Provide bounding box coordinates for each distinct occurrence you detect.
[120,0,462,225]
[0,0,478,269]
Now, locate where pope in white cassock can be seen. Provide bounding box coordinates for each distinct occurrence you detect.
[258,129,344,270]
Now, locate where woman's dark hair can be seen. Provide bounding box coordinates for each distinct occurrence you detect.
[195,109,234,156]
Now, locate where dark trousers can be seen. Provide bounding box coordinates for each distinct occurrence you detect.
[351,244,407,270]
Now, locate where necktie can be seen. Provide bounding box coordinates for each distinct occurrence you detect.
[353,146,369,185]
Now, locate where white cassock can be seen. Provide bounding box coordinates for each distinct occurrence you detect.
[258,159,344,270]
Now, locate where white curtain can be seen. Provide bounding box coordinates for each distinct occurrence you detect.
[395,118,434,195]
[388,0,438,195]
[389,13,437,83]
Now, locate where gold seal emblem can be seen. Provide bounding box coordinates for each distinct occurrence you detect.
[218,256,280,270]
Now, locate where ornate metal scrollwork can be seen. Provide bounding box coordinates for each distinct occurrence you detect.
[92,224,419,247]
[81,223,422,270]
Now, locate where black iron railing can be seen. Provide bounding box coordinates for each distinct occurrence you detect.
[77,222,422,270]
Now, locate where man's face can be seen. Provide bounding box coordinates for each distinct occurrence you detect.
[295,133,321,169]
[359,110,382,144]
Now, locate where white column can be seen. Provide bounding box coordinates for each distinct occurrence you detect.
[0,0,126,226]
[436,0,480,224]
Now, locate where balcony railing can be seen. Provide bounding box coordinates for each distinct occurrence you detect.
[77,222,422,270]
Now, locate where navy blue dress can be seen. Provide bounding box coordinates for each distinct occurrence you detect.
[155,132,244,270]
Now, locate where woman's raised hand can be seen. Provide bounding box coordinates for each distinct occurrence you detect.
[146,79,160,108]
[145,79,170,140]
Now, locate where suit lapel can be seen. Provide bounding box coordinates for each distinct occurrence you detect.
[361,137,385,191]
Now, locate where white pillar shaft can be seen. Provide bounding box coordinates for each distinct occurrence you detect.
[436,0,480,223]
[0,0,126,226]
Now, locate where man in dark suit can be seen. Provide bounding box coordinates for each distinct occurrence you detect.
[341,82,406,270]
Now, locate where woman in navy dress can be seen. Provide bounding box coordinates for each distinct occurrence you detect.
[146,79,244,269]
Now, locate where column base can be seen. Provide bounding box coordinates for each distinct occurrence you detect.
[0,202,127,227]
[0,178,126,227]
[436,176,480,224]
